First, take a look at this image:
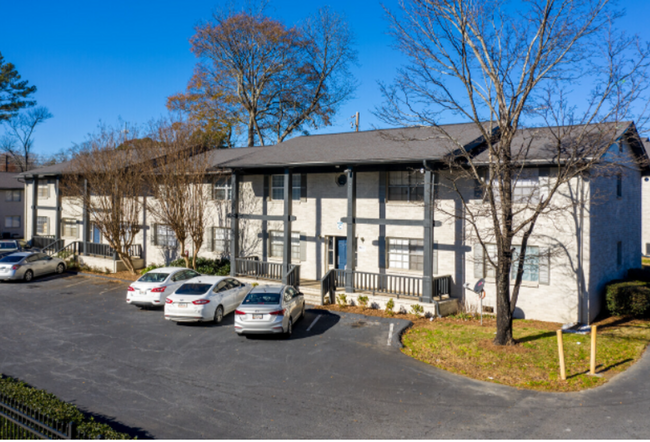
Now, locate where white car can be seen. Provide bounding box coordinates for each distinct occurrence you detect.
[164,276,252,323]
[126,267,201,308]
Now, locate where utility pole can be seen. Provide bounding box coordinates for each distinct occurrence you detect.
[350,112,360,132]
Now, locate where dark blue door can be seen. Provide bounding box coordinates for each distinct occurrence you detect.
[337,238,347,269]
[92,225,101,243]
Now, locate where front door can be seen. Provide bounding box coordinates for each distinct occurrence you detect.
[92,224,101,243]
[336,238,347,269]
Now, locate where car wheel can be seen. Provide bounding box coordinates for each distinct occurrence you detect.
[214,305,224,324]
[56,263,65,274]
[285,317,293,339]
[23,270,33,282]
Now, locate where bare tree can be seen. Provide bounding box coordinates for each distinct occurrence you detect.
[168,3,357,146]
[145,120,211,269]
[64,124,147,274]
[1,106,52,171]
[377,0,650,344]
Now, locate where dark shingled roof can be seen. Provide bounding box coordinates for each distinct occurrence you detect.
[0,172,23,189]
[472,121,638,164]
[208,123,489,169]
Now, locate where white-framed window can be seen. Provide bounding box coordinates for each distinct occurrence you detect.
[512,169,540,204]
[154,224,177,247]
[214,176,232,201]
[271,174,301,201]
[37,184,49,199]
[212,227,229,253]
[388,238,424,270]
[5,190,21,202]
[269,231,301,260]
[36,216,49,235]
[474,243,548,284]
[387,171,424,202]
[62,218,78,237]
[4,216,20,228]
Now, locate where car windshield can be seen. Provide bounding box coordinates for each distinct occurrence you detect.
[175,283,212,295]
[0,255,23,263]
[0,243,16,249]
[243,292,281,305]
[138,272,169,283]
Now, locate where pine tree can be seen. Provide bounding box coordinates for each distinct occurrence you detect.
[0,51,36,122]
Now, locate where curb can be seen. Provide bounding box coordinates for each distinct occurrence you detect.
[66,271,135,284]
[390,320,413,349]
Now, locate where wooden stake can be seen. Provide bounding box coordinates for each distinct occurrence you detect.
[590,325,598,375]
[557,329,566,380]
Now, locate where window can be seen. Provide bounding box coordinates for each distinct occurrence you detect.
[511,246,540,283]
[616,173,622,198]
[4,216,20,228]
[154,224,177,247]
[387,171,424,202]
[388,238,424,271]
[269,231,300,260]
[212,227,229,253]
[617,241,622,267]
[512,169,540,204]
[5,190,21,202]
[62,218,78,237]
[271,174,301,201]
[213,176,232,201]
[37,184,49,199]
[474,243,549,284]
[36,216,49,235]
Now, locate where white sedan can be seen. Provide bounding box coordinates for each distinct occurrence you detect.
[126,267,202,308]
[164,276,252,323]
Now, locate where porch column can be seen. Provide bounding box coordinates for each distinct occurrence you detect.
[282,168,292,285]
[31,176,38,238]
[54,177,62,240]
[230,172,239,277]
[345,168,356,293]
[422,170,434,303]
[82,178,89,254]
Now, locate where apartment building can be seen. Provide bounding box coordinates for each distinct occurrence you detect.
[20,122,646,324]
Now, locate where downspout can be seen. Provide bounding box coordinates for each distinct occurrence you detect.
[423,160,440,317]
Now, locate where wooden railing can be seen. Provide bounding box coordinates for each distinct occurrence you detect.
[286,265,300,288]
[235,259,283,281]
[235,259,301,287]
[31,235,56,249]
[41,239,65,256]
[320,269,452,302]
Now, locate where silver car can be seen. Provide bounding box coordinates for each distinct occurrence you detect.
[234,285,305,337]
[0,252,66,282]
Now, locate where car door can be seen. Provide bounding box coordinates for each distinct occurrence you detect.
[33,253,50,276]
[284,287,297,319]
[169,270,188,291]
[23,254,40,275]
[212,280,230,312]
[229,279,247,307]
[41,254,57,274]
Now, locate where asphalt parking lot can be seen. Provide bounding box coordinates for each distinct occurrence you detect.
[2,273,650,439]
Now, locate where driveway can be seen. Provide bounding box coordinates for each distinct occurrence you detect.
[1,274,649,438]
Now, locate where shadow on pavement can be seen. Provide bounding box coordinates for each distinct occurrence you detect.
[242,308,341,341]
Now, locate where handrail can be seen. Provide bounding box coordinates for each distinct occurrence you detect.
[235,258,283,281]
[320,269,337,305]
[41,239,65,256]
[286,264,300,288]
[339,270,452,302]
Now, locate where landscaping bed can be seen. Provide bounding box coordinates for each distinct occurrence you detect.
[315,304,650,392]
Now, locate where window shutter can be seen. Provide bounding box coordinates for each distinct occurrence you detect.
[473,244,484,279]
[300,233,306,261]
[263,175,270,201]
[152,224,158,246]
[300,174,307,202]
[433,241,438,275]
[539,248,550,285]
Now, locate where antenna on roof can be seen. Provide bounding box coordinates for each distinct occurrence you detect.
[350,112,359,132]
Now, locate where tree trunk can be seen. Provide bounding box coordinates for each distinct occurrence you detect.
[494,269,516,345]
[117,251,136,275]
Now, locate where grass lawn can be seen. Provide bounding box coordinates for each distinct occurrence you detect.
[402,315,650,392]
[316,304,650,392]
[643,256,650,267]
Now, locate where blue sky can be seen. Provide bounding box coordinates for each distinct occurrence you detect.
[2,0,650,156]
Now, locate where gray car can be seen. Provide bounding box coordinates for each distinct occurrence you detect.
[234,284,305,337]
[0,252,66,282]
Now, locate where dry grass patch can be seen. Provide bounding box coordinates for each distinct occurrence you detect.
[402,315,650,392]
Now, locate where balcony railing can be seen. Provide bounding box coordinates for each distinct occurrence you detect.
[234,259,301,287]
[320,269,452,303]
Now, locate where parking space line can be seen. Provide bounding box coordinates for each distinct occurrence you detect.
[306,315,321,332]
[387,323,394,346]
[63,279,91,289]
